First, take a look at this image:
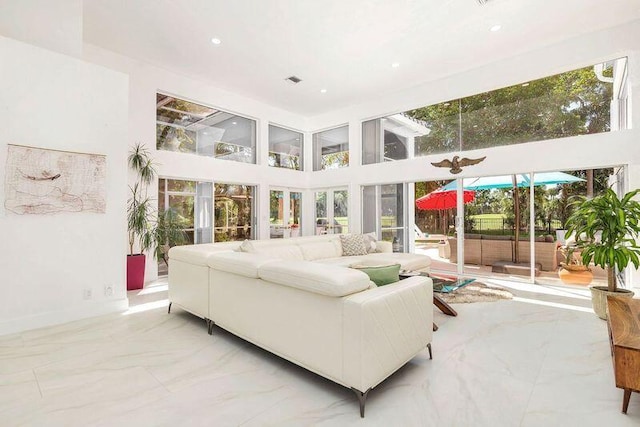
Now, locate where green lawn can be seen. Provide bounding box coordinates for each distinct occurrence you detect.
[469,213,507,220]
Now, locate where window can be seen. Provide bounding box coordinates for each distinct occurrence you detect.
[158,179,196,245]
[312,126,349,171]
[315,189,349,234]
[158,179,213,245]
[156,94,256,164]
[268,125,303,170]
[214,183,255,242]
[363,58,628,159]
[362,114,430,164]
[362,184,407,252]
[269,189,303,238]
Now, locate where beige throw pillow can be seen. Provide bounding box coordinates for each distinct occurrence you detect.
[340,234,369,256]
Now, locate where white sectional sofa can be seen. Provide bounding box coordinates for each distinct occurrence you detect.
[168,234,433,417]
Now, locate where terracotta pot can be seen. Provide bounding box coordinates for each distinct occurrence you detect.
[127,254,146,291]
[589,285,634,320]
[558,264,593,285]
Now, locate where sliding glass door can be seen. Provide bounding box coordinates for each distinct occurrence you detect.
[416,167,623,286]
[362,183,408,252]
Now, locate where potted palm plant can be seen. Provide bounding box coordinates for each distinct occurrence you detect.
[127,143,157,290]
[565,188,640,319]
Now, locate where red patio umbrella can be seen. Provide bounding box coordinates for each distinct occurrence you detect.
[415,189,475,211]
[416,188,475,235]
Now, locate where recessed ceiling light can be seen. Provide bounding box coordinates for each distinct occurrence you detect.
[391,62,400,68]
[211,37,222,45]
[232,121,237,125]
[320,89,327,93]
[490,24,501,32]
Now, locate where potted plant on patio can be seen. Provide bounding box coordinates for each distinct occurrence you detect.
[565,188,640,319]
[557,245,593,286]
[127,143,157,290]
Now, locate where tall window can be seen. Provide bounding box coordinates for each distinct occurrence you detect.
[268,125,303,170]
[156,94,256,164]
[214,183,255,242]
[312,126,349,171]
[362,114,430,164]
[362,58,627,161]
[158,179,213,245]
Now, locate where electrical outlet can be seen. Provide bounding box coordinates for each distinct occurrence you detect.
[104,284,114,297]
[83,288,92,300]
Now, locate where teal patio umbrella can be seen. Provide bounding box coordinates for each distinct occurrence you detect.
[440,171,584,191]
[441,171,585,263]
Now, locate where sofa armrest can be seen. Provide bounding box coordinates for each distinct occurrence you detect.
[342,276,433,391]
[375,241,393,253]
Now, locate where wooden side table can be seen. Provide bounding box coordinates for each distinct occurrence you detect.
[606,295,640,414]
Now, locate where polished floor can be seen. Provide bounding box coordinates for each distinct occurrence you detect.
[1,278,638,426]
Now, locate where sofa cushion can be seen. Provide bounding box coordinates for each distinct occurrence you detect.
[340,234,369,256]
[168,242,240,265]
[239,239,305,261]
[364,252,431,272]
[258,261,371,297]
[207,252,279,278]
[314,256,368,267]
[351,263,401,286]
[254,244,305,261]
[298,240,342,261]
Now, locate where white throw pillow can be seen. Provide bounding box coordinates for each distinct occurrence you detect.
[363,232,378,254]
[340,234,369,256]
[238,239,255,253]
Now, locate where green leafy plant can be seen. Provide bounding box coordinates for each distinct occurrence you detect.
[155,208,188,265]
[565,189,640,292]
[127,143,158,255]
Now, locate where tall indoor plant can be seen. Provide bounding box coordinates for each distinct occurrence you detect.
[565,188,640,319]
[127,143,157,290]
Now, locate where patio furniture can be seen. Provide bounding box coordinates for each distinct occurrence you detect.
[447,235,558,271]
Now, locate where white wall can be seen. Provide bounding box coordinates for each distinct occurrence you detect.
[82,44,311,282]
[0,0,83,56]
[0,36,129,335]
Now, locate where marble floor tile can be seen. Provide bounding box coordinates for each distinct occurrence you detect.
[1,278,638,426]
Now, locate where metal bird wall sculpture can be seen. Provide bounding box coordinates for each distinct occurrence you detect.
[431,155,486,174]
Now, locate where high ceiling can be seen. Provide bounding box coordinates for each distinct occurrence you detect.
[83,0,640,116]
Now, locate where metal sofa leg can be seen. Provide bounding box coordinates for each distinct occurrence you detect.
[351,387,371,418]
[427,343,433,359]
[207,319,214,335]
[167,302,172,314]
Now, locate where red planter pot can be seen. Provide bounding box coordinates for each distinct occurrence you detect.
[127,254,146,291]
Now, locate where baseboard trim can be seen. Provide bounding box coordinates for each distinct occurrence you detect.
[0,298,129,336]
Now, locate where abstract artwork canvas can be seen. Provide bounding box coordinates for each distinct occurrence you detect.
[4,144,106,214]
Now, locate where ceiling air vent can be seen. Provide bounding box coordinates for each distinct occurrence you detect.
[476,0,491,5]
[285,76,302,84]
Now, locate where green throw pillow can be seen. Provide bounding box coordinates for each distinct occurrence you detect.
[351,263,401,286]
